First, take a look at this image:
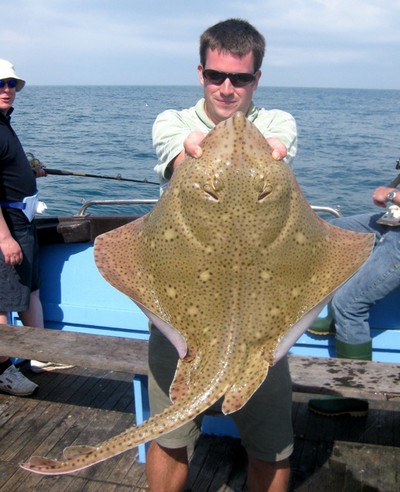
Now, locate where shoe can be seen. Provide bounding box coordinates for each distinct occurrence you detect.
[0,365,38,396]
[30,360,75,374]
[307,320,336,336]
[335,339,372,361]
[308,397,369,417]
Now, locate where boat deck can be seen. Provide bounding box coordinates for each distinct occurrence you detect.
[0,363,399,491]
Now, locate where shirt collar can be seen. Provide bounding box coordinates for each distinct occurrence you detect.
[195,99,258,127]
[0,106,14,123]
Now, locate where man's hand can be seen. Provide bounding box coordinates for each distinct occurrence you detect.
[170,132,206,172]
[373,186,397,208]
[267,137,287,161]
[185,134,288,161]
[27,153,47,178]
[33,166,47,178]
[184,132,206,159]
[171,133,287,173]
[0,236,23,265]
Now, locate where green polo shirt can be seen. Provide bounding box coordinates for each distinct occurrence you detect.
[152,98,297,186]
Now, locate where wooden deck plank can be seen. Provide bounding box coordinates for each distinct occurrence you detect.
[331,441,400,491]
[1,401,70,462]
[0,367,138,491]
[0,403,85,490]
[62,410,135,477]
[24,366,133,413]
[0,396,29,432]
[1,405,137,491]
[0,398,46,452]
[0,324,149,375]
[289,355,400,400]
[0,360,399,490]
[2,323,400,402]
[187,435,247,491]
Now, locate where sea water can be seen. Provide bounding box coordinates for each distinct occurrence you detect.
[11,85,400,217]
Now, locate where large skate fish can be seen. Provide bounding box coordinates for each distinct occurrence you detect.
[20,112,374,474]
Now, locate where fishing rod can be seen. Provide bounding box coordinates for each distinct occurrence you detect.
[26,153,159,186]
[389,157,400,188]
[44,168,160,185]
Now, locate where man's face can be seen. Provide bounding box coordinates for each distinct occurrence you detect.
[0,79,16,115]
[198,48,261,125]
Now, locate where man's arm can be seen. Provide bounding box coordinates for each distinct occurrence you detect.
[0,209,22,265]
[170,133,288,174]
[153,108,295,179]
[168,132,206,173]
[373,186,400,208]
[254,109,297,166]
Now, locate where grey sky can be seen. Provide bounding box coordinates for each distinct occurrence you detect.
[2,0,399,89]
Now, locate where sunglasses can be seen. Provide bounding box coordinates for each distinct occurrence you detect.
[202,69,256,88]
[0,79,18,90]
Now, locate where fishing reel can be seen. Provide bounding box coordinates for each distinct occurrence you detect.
[26,152,45,173]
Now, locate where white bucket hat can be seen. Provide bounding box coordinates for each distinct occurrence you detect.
[0,59,26,91]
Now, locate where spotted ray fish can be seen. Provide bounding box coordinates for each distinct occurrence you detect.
[20,112,374,475]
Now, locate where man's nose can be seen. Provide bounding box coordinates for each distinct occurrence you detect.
[219,78,235,94]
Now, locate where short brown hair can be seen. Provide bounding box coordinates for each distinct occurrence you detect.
[200,18,266,72]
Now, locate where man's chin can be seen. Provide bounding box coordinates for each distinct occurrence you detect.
[212,106,241,124]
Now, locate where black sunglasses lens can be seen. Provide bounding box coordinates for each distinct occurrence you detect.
[203,70,255,87]
[203,70,227,85]
[0,79,17,89]
[231,73,255,87]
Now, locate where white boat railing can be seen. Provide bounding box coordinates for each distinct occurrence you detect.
[311,205,342,217]
[77,199,342,218]
[77,199,158,216]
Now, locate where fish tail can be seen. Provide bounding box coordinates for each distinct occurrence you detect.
[20,385,228,475]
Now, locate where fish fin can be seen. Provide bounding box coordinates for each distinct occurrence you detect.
[138,303,188,359]
[169,359,191,403]
[19,456,62,474]
[63,445,98,459]
[20,446,102,475]
[95,217,190,358]
[222,353,270,414]
[273,295,332,363]
[21,456,58,467]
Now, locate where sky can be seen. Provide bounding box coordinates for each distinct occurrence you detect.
[1,0,399,90]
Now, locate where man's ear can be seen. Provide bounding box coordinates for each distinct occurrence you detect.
[198,64,205,86]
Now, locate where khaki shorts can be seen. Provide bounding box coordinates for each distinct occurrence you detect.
[148,325,293,462]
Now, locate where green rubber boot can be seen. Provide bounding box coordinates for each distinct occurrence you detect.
[335,338,372,361]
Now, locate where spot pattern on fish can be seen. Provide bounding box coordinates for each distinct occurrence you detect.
[20,112,374,475]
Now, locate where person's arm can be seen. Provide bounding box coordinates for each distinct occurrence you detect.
[170,131,289,174]
[266,137,288,161]
[0,209,22,265]
[33,167,47,178]
[373,186,400,208]
[170,132,287,172]
[255,110,297,166]
[168,132,206,173]
[153,110,194,181]
[153,108,296,179]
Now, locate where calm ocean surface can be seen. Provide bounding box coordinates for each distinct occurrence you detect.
[11,85,400,217]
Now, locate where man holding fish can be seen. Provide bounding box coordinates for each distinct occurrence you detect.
[150,18,297,492]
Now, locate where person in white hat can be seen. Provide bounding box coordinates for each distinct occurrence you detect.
[0,59,25,92]
[0,59,70,396]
